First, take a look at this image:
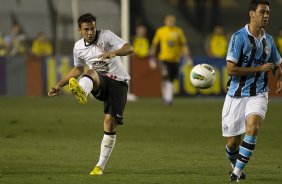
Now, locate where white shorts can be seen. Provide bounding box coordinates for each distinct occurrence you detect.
[221,92,268,137]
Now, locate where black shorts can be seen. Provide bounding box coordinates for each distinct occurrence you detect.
[161,61,179,82]
[91,75,128,125]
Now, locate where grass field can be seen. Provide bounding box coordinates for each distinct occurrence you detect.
[0,96,282,184]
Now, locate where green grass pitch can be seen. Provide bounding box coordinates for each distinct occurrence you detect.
[0,96,281,184]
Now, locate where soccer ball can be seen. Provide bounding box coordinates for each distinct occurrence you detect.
[190,64,215,89]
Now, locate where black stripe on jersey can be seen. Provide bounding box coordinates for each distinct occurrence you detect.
[241,140,255,150]
[233,46,245,96]
[250,72,261,96]
[250,38,268,95]
[262,72,268,91]
[234,35,256,97]
[261,38,268,91]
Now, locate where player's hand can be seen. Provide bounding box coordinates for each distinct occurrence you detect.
[183,56,193,66]
[276,81,282,94]
[260,63,274,72]
[98,52,116,60]
[48,86,61,97]
[148,57,158,70]
[275,67,282,94]
[273,66,282,94]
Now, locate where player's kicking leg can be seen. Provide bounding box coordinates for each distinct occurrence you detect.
[69,76,93,104]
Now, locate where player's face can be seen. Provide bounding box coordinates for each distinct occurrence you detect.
[79,22,96,43]
[251,4,270,28]
[164,15,176,27]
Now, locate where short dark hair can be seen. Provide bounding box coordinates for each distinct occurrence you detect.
[78,13,96,28]
[248,0,270,12]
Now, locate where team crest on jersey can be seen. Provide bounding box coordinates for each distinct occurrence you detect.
[97,43,105,53]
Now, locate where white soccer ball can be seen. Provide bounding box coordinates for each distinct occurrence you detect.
[190,64,216,89]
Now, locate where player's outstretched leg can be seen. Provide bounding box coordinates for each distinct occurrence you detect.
[69,77,87,104]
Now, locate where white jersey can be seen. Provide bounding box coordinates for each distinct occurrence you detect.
[73,30,130,82]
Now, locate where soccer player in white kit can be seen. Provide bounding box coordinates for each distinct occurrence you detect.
[222,0,282,182]
[48,13,134,175]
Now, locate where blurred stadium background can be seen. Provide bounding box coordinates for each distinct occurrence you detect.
[0,0,281,97]
[1,1,282,183]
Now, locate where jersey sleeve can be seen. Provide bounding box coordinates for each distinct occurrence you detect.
[269,37,282,66]
[105,30,127,50]
[226,32,244,64]
[73,45,84,67]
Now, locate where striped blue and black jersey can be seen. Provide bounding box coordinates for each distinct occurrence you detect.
[226,25,282,97]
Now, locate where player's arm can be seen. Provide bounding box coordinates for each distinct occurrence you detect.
[273,64,282,93]
[179,29,193,65]
[48,66,84,96]
[98,43,134,60]
[150,29,161,57]
[226,61,274,76]
[269,40,282,93]
[148,30,160,69]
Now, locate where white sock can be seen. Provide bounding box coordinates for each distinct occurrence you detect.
[96,134,116,170]
[162,81,173,103]
[79,77,93,96]
[233,167,242,177]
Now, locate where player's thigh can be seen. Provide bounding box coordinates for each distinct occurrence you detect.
[160,61,178,81]
[168,62,179,81]
[91,74,108,101]
[84,69,101,86]
[245,92,268,120]
[160,61,169,79]
[104,79,128,125]
[222,95,247,137]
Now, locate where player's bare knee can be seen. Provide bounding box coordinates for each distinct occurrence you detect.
[246,123,260,135]
[84,69,100,85]
[104,115,118,132]
[227,136,241,149]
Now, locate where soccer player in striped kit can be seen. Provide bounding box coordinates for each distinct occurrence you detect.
[221,0,282,182]
[48,13,134,175]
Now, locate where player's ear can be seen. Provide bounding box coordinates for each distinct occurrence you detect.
[249,11,254,19]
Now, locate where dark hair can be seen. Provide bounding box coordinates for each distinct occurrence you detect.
[248,0,270,12]
[77,13,96,28]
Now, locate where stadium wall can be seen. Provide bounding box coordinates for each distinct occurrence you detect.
[0,56,281,97]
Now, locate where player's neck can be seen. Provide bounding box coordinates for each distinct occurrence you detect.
[248,24,263,38]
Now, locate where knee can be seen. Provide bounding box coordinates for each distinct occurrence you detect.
[85,69,97,78]
[84,69,99,85]
[246,114,263,135]
[104,115,117,132]
[227,141,240,150]
[246,122,260,135]
[227,136,241,150]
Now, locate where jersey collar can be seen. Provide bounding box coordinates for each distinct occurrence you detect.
[245,24,266,39]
